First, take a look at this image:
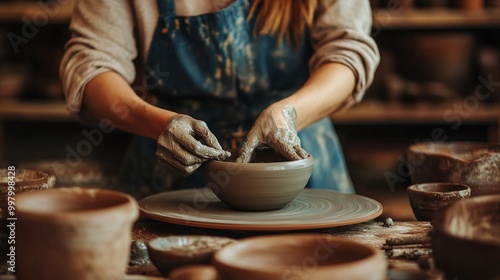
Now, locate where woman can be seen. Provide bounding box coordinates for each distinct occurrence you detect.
[60,0,379,198]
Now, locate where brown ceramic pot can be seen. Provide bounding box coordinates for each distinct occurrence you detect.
[408,142,500,196]
[213,234,387,280]
[0,168,55,217]
[407,182,471,221]
[203,148,314,211]
[432,194,500,280]
[15,187,139,280]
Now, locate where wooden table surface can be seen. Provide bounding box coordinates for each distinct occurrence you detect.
[127,218,438,279]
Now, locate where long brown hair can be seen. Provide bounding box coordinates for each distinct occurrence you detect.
[249,0,318,47]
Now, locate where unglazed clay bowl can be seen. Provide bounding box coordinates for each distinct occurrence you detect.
[408,142,500,196]
[407,182,471,221]
[204,148,314,211]
[213,234,387,280]
[147,235,236,275]
[432,194,500,280]
[16,187,139,280]
[0,168,56,194]
[0,168,55,220]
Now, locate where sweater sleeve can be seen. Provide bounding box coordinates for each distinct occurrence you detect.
[59,0,138,116]
[309,0,380,102]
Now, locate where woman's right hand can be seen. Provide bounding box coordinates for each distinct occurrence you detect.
[156,114,231,176]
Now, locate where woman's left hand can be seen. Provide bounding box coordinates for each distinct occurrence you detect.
[236,105,309,163]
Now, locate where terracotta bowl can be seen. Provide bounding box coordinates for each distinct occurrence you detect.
[0,168,55,194]
[213,234,387,280]
[203,148,314,211]
[432,194,500,280]
[147,235,236,275]
[407,142,500,196]
[16,187,139,280]
[0,168,56,220]
[407,182,471,221]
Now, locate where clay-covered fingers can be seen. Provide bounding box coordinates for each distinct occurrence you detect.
[156,114,230,176]
[189,121,230,160]
[157,153,202,176]
[192,121,224,150]
[235,133,261,163]
[266,131,309,161]
[156,136,204,176]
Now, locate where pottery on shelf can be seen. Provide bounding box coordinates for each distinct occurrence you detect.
[16,187,139,280]
[407,142,500,196]
[203,147,314,211]
[432,194,500,280]
[213,234,387,280]
[147,235,237,275]
[407,182,471,221]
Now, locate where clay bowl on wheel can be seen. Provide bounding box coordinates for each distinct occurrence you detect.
[213,234,387,280]
[407,141,500,196]
[432,194,500,280]
[407,182,471,221]
[203,147,314,211]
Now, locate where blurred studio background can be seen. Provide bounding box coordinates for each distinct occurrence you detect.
[0,0,500,220]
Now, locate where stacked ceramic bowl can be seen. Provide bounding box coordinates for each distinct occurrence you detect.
[406,142,500,279]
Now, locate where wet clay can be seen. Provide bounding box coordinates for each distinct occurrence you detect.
[408,142,500,196]
[236,105,309,163]
[157,114,231,176]
[138,188,382,230]
[204,147,314,211]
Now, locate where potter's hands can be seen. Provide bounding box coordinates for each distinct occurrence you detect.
[236,105,309,163]
[156,114,231,176]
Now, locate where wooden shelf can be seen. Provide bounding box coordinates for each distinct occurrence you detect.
[1,99,499,124]
[331,101,500,124]
[373,8,500,29]
[0,1,74,23]
[0,99,75,121]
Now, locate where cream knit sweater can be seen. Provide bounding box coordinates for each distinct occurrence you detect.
[60,0,379,116]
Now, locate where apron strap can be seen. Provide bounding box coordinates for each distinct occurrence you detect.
[158,0,176,17]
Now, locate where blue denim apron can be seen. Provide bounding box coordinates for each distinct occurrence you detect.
[119,0,354,198]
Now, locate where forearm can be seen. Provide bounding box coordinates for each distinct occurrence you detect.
[276,62,356,131]
[83,71,177,139]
